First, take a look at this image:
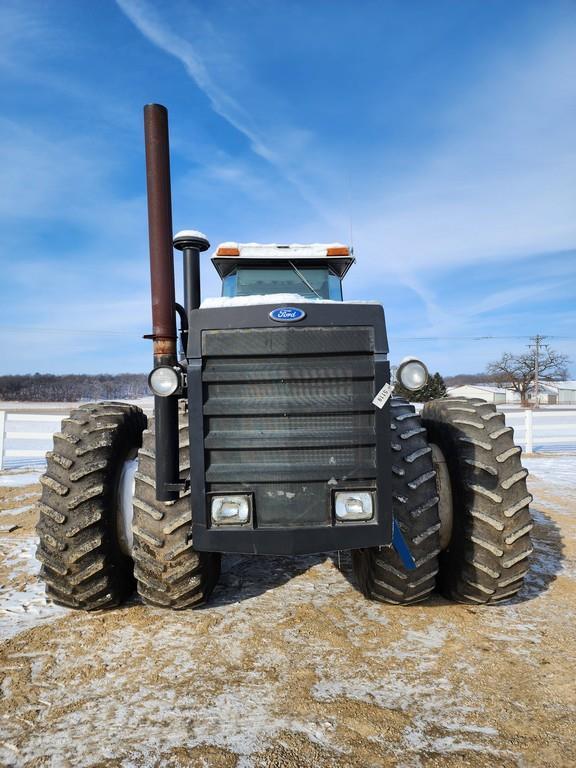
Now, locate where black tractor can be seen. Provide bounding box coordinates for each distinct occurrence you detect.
[36,105,533,611]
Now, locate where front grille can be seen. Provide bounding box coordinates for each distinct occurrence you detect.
[201,326,376,526]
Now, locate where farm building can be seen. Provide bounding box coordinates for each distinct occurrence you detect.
[448,381,575,405]
[549,381,576,404]
[506,384,558,405]
[506,382,576,405]
[447,384,507,404]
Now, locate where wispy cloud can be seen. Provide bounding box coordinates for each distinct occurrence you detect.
[0,110,151,374]
[351,20,576,277]
[117,2,576,288]
[116,0,339,225]
[111,2,576,377]
[0,2,55,73]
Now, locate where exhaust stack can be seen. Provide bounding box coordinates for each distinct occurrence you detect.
[143,103,179,501]
[144,104,177,361]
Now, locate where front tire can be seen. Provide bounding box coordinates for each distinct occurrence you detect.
[352,398,441,604]
[132,407,221,609]
[36,402,147,610]
[422,397,533,603]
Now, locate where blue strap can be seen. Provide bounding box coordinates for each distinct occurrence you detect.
[392,517,417,570]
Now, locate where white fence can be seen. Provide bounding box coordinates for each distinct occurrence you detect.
[502,409,576,453]
[0,406,575,471]
[0,411,67,470]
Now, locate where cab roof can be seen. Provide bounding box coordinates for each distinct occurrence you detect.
[211,242,355,279]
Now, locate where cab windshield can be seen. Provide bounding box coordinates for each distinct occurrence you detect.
[222,265,343,301]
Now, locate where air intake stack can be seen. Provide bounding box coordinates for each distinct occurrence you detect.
[143,103,180,501]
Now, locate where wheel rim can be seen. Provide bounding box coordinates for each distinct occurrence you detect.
[117,457,138,557]
[430,442,453,551]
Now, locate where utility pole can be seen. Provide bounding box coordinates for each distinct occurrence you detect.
[528,334,548,408]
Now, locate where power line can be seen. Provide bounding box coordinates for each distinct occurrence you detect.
[395,334,574,341]
[0,326,573,341]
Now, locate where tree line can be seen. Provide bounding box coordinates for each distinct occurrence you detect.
[444,372,486,386]
[2,370,449,404]
[1,343,569,405]
[0,373,149,402]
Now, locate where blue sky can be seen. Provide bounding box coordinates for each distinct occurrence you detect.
[0,0,574,376]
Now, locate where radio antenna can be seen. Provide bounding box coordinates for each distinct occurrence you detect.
[346,168,355,252]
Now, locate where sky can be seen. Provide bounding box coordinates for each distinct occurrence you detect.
[0,0,574,377]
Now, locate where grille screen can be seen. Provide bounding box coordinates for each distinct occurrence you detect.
[202,326,377,526]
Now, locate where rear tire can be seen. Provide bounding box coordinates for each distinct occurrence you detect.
[352,398,441,604]
[36,402,147,611]
[422,397,533,603]
[132,407,221,609]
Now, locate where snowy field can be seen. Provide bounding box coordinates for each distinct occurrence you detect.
[1,401,575,470]
[0,456,575,766]
[523,455,575,490]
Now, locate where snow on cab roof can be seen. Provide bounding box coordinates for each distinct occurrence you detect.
[215,242,350,256]
[211,242,355,279]
[200,294,381,308]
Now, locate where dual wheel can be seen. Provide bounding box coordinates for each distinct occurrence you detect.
[352,397,533,604]
[36,398,533,611]
[36,402,219,611]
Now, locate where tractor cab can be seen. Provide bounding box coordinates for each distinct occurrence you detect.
[212,243,355,301]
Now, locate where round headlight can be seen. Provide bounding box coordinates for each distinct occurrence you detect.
[148,366,180,397]
[397,358,428,391]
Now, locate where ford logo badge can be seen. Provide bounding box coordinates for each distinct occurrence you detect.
[269,306,306,322]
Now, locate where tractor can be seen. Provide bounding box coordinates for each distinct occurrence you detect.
[35,105,533,610]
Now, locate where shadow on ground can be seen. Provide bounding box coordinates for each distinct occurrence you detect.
[209,552,330,607]
[202,504,563,609]
[515,506,564,602]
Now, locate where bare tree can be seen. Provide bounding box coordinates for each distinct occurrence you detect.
[486,346,569,406]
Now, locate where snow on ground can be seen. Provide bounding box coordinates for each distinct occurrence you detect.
[0,552,524,767]
[0,445,575,765]
[0,472,42,487]
[523,455,575,491]
[0,464,572,764]
[0,504,33,517]
[0,536,68,640]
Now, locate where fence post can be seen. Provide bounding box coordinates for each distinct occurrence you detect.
[524,409,533,454]
[0,411,5,470]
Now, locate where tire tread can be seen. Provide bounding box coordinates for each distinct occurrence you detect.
[423,397,532,603]
[132,409,220,609]
[352,398,440,605]
[36,402,147,610]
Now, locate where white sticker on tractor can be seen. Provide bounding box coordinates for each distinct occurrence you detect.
[372,383,394,409]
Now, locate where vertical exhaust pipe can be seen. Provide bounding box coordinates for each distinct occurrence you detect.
[144,104,177,360]
[143,103,180,502]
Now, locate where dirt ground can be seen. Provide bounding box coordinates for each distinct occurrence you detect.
[0,461,575,768]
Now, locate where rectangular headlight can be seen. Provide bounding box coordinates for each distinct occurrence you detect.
[334,491,374,522]
[211,495,251,526]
